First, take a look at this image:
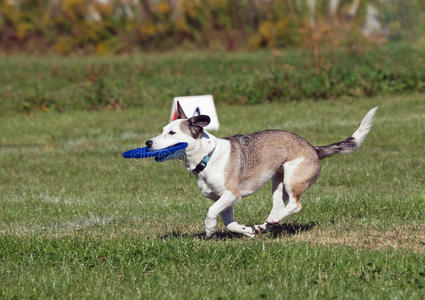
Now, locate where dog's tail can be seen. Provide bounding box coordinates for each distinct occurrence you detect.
[314,107,378,160]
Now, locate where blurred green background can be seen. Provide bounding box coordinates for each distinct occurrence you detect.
[1,0,424,115]
[0,0,424,54]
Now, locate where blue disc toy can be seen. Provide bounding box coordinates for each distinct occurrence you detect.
[122,142,188,162]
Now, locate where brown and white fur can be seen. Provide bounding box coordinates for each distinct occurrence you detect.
[146,103,378,238]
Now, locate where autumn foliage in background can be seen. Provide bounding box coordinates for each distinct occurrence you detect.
[0,0,424,55]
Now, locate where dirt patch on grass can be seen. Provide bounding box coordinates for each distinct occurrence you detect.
[3,218,425,253]
[292,225,425,253]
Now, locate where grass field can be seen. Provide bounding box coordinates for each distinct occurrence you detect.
[1,46,424,114]
[1,60,425,297]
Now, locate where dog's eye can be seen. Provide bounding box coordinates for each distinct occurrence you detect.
[169,130,176,135]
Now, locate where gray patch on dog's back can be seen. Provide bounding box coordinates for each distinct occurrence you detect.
[223,130,319,194]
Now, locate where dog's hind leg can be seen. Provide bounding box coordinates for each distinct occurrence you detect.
[255,157,320,233]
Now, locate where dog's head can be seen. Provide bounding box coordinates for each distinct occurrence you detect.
[145,101,210,151]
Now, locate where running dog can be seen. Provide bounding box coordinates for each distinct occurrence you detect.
[145,103,378,238]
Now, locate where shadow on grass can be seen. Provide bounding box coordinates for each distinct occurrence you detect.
[267,222,316,238]
[160,222,316,240]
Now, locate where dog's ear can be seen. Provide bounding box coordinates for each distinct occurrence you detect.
[188,115,210,138]
[188,115,210,127]
[176,101,187,119]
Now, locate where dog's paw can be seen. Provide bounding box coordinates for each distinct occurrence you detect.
[242,228,256,238]
[205,230,215,238]
[253,224,266,234]
[227,222,256,238]
[205,217,217,238]
[254,222,273,234]
[205,227,217,238]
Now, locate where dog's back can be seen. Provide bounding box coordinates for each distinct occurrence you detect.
[223,130,320,196]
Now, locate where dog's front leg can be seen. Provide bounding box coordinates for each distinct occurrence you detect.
[205,191,239,238]
[220,206,255,238]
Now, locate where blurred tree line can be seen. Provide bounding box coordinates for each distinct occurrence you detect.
[0,0,424,54]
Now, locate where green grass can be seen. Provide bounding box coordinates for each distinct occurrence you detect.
[1,89,424,298]
[1,45,424,114]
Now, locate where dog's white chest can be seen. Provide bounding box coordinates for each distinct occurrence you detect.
[196,175,222,200]
[192,139,231,200]
[197,177,213,195]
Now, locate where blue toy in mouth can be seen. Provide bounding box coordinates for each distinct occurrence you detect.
[122,142,188,162]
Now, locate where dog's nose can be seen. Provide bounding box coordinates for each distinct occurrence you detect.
[145,140,153,148]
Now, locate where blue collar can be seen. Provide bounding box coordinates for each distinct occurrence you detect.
[192,147,216,175]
